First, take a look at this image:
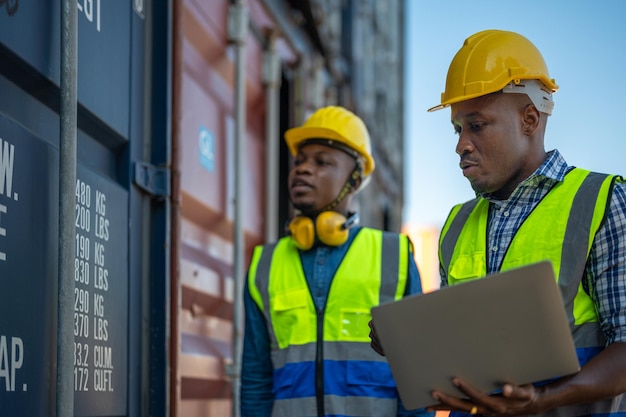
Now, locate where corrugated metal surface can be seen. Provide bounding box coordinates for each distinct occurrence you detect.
[172,0,276,414]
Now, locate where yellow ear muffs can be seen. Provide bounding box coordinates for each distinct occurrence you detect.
[288,216,316,250]
[287,211,358,250]
[315,211,349,246]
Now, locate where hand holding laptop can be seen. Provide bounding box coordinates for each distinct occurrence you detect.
[370,261,580,411]
[368,313,540,414]
[368,319,385,356]
[428,376,541,415]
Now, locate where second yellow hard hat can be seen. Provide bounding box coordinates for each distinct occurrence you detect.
[284,106,375,177]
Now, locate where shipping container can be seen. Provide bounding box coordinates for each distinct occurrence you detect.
[0,1,405,415]
[0,1,142,415]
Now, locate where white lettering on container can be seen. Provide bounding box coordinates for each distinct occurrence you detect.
[0,138,15,200]
[77,0,101,32]
[0,137,17,262]
[0,336,25,392]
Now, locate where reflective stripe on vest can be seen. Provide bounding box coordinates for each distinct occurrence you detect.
[248,228,408,417]
[440,169,615,353]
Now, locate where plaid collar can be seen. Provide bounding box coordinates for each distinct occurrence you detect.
[479,149,570,205]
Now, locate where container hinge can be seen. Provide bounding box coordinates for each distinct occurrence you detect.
[133,161,171,198]
[227,2,248,45]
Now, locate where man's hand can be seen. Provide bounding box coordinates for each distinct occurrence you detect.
[427,378,543,416]
[368,319,385,356]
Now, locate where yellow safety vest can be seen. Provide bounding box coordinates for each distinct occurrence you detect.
[248,228,409,417]
[440,169,626,417]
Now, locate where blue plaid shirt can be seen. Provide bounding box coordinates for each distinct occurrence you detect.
[441,149,626,345]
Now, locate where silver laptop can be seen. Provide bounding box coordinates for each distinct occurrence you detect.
[371,261,581,410]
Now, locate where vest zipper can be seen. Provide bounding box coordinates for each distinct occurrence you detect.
[315,306,324,417]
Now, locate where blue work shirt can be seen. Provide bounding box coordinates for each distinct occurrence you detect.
[241,226,434,417]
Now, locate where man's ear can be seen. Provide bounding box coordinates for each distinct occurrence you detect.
[522,103,541,136]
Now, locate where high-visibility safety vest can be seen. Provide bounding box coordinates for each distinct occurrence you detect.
[440,168,626,416]
[248,228,409,417]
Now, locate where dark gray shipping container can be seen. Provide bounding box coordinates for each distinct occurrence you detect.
[0,1,158,415]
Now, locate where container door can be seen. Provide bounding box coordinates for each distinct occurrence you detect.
[0,2,149,415]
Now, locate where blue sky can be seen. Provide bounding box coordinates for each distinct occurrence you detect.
[403,0,626,228]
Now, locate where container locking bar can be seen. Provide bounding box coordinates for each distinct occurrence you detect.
[134,161,171,198]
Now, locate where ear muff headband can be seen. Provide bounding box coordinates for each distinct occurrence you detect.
[287,211,359,250]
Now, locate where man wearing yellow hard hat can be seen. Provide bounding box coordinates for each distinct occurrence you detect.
[431,30,626,416]
[240,106,433,416]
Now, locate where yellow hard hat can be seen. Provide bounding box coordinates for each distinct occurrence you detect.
[429,30,559,112]
[284,106,375,177]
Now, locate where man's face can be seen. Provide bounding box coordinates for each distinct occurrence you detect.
[288,143,357,214]
[451,93,535,200]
